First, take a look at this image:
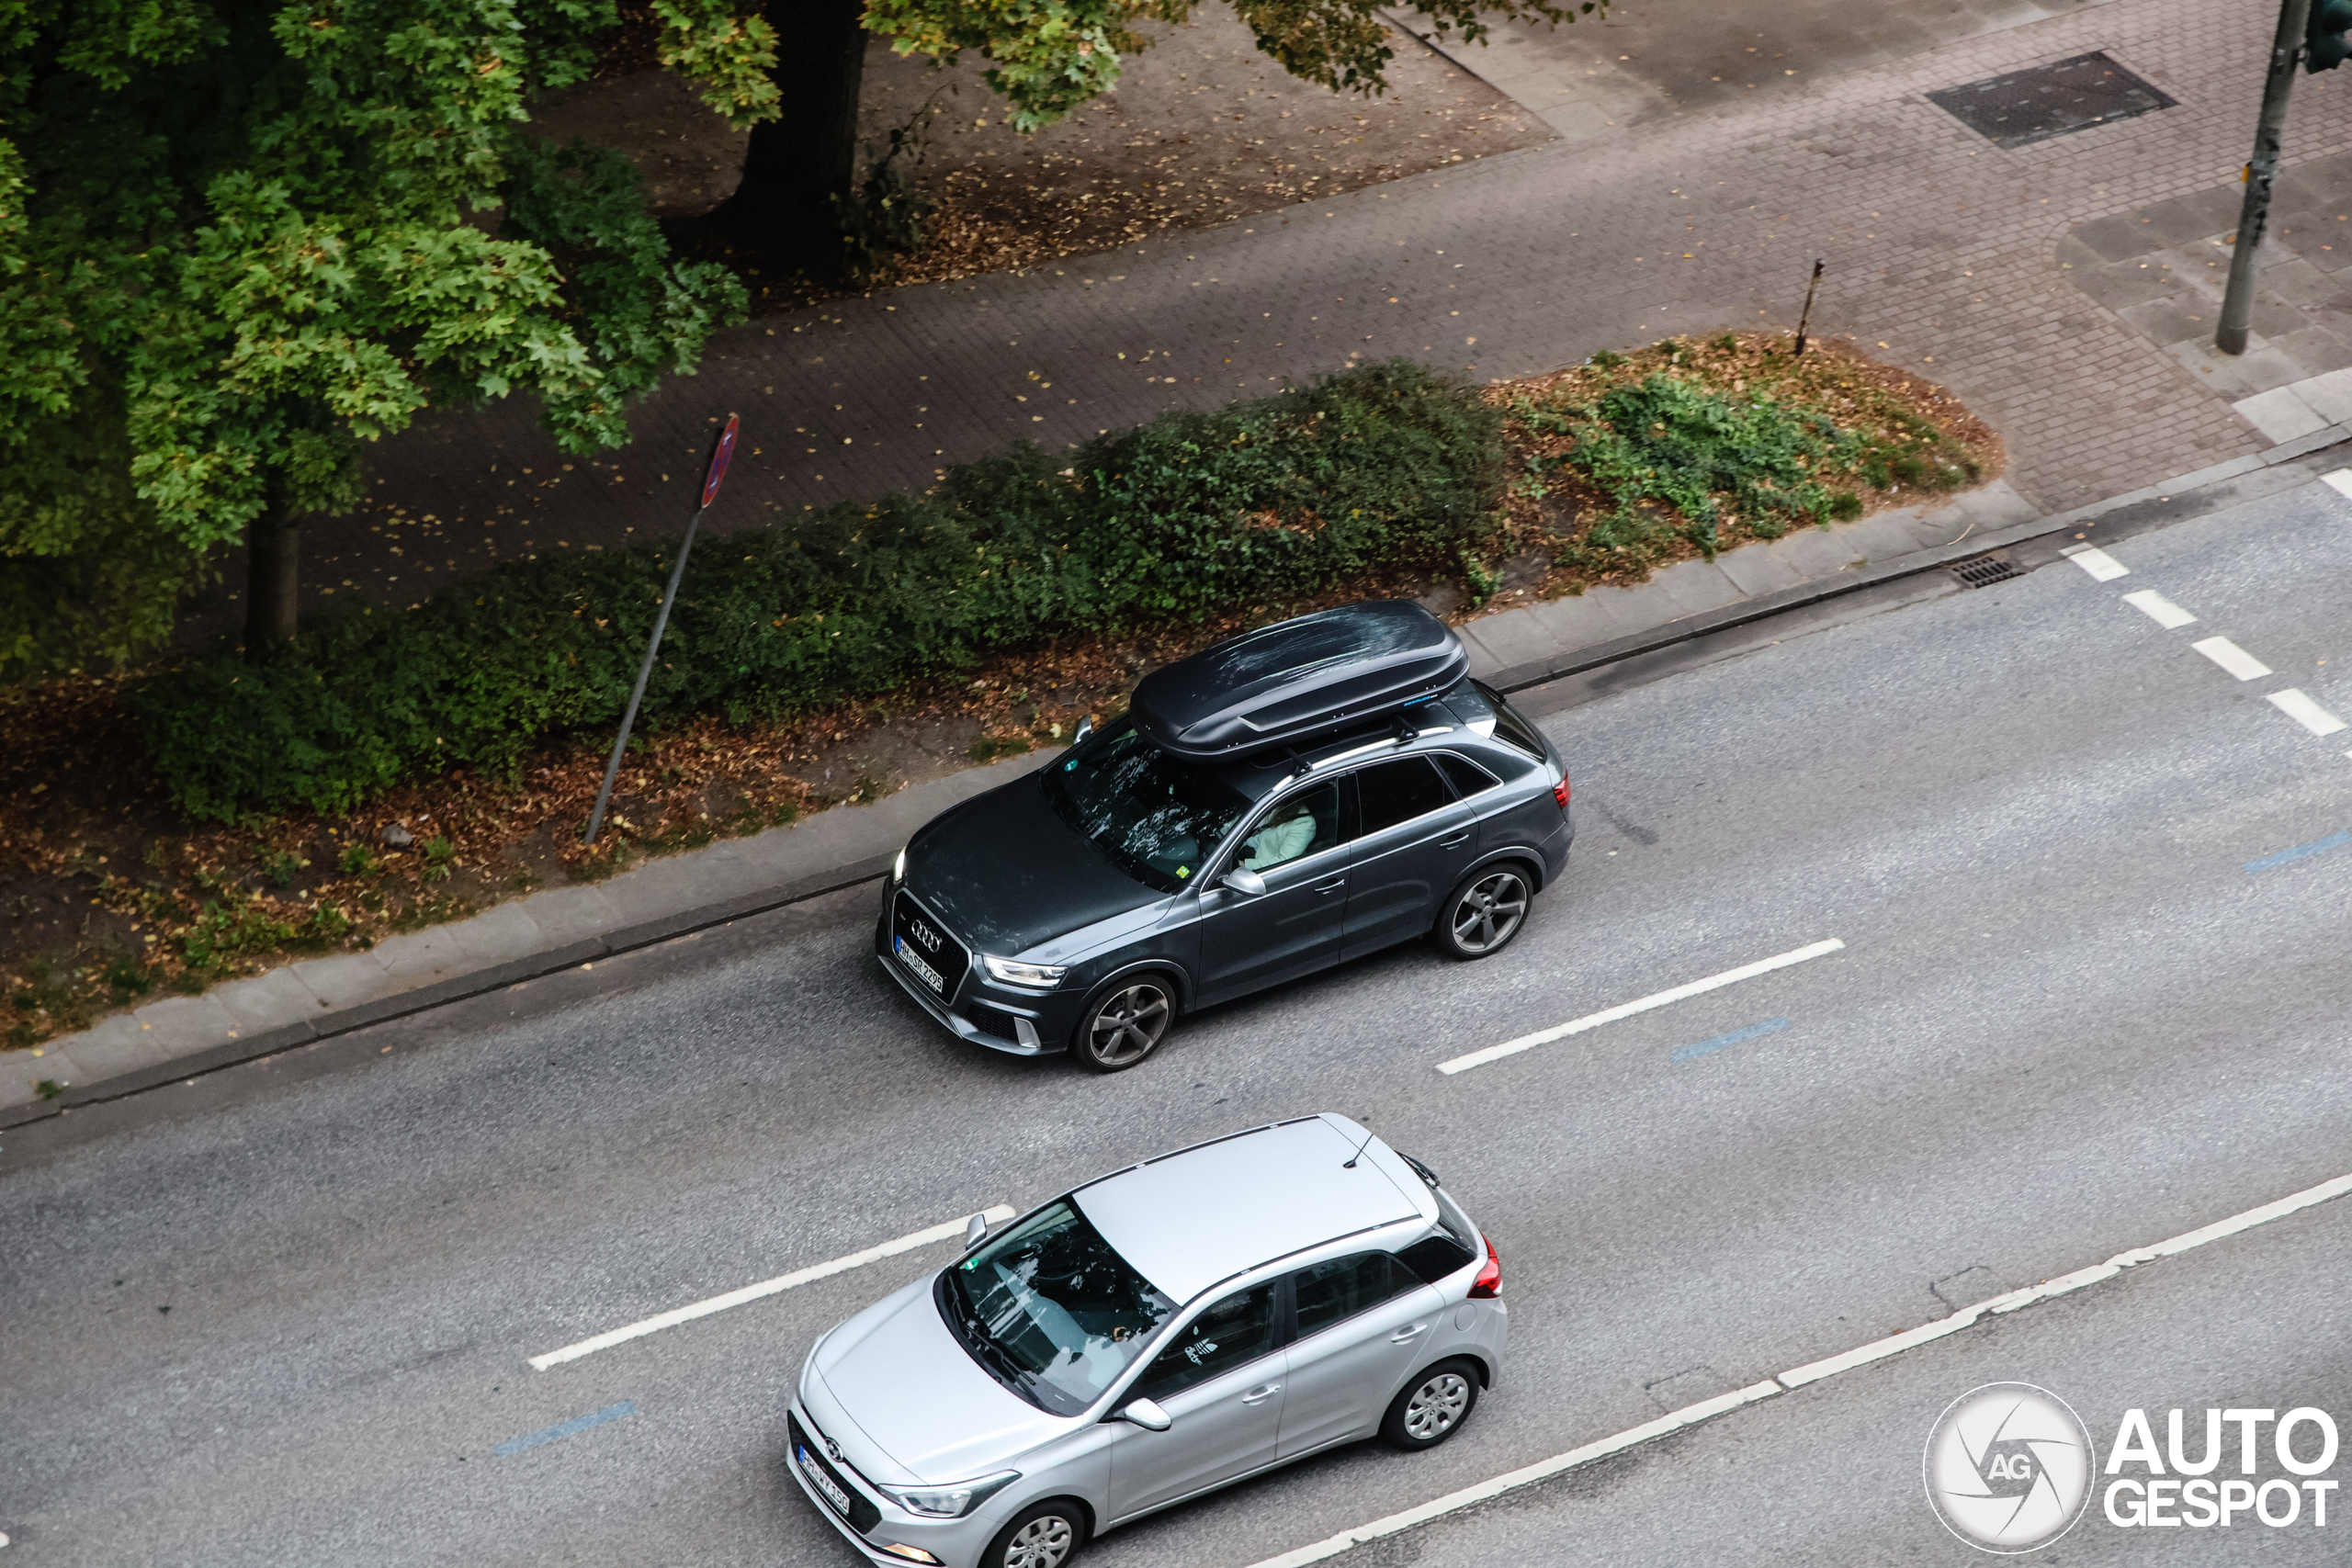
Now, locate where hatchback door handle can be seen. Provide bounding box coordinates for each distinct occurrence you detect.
[1439,833,1470,848]
[1314,878,1346,895]
[1241,1382,1283,1404]
[1390,1324,1429,1343]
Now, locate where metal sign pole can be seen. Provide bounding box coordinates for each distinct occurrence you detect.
[2218,0,2313,355]
[584,414,740,848]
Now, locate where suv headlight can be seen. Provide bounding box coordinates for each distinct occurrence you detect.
[892,844,908,883]
[983,955,1067,988]
[876,1471,1020,1518]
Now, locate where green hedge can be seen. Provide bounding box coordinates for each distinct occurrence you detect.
[132,361,1506,820]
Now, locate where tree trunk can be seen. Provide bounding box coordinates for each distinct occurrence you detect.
[720,0,867,276]
[245,509,301,647]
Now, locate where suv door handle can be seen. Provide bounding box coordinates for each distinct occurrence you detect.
[1314,877,1346,895]
[1389,1324,1429,1343]
[1240,1382,1283,1404]
[1438,832,1470,848]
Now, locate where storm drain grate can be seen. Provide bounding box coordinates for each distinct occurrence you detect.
[1950,550,2025,589]
[1928,52,2176,149]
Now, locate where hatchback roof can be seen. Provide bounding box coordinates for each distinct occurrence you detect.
[1072,1115,1430,1303]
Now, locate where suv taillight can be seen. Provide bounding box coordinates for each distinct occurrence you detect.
[1552,773,1570,808]
[1468,1234,1501,1299]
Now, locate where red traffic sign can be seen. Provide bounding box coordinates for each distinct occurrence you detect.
[700,414,740,509]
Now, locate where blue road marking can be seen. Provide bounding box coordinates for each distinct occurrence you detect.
[495,1401,636,1457]
[2245,829,2351,874]
[1671,1017,1790,1064]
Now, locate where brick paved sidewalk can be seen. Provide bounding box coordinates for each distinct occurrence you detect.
[192,0,2351,640]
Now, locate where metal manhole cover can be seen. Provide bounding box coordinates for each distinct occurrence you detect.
[1951,550,2024,589]
[1928,52,2176,149]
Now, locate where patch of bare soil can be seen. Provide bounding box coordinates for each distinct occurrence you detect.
[540,8,1552,302]
[1,334,1995,1055]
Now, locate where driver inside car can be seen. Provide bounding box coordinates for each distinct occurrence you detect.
[1240,800,1317,871]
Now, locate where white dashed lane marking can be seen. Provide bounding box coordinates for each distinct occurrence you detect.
[528,1205,1017,1370]
[2190,636,2274,682]
[2122,589,2199,628]
[2061,542,2130,581]
[2268,689,2349,737]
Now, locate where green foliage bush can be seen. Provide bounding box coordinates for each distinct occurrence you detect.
[131,362,1506,820]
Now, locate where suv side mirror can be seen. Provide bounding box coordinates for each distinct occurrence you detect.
[964,1213,989,1249]
[1072,716,1094,746]
[1114,1397,1171,1432]
[1220,868,1267,897]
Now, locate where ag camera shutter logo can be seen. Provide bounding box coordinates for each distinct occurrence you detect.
[1924,1382,2096,1552]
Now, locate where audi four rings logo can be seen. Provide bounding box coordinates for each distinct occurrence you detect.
[1924,1383,2096,1552]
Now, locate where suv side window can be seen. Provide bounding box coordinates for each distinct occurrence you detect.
[1433,752,1500,799]
[1238,781,1340,872]
[1134,1283,1277,1402]
[1354,757,1451,836]
[1293,1252,1416,1337]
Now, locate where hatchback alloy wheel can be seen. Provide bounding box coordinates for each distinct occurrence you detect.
[1441,868,1530,958]
[1405,1371,1472,1438]
[1080,978,1172,1070]
[1001,1511,1075,1568]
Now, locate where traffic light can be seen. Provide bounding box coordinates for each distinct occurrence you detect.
[2310,0,2352,72]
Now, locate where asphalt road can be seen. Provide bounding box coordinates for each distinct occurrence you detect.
[4,479,2348,1566]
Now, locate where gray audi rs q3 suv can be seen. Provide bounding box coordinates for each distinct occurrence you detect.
[874,599,1573,1069]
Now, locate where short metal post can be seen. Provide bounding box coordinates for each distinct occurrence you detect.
[1792,260,1826,356]
[2219,0,2312,355]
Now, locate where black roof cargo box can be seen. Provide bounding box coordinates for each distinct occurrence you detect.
[1130,600,1468,762]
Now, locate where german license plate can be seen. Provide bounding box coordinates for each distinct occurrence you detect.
[797,1445,854,1517]
[895,936,946,993]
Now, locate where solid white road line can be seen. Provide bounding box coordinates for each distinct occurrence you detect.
[1436,940,1844,1075]
[528,1205,1017,1371]
[2190,636,2274,682]
[2323,468,2352,499]
[2122,589,2198,628]
[1243,1168,2352,1568]
[2268,688,2350,737]
[2059,543,2130,581]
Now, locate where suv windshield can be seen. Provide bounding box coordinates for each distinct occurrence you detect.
[1042,717,1254,893]
[937,1200,1177,1416]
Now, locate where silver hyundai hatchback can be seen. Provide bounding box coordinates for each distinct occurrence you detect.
[786,1114,1507,1568]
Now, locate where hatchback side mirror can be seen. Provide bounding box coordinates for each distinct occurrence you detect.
[1114,1397,1171,1432]
[964,1213,989,1249]
[1220,868,1267,897]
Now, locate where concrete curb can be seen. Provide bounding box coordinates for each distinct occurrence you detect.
[8,423,2347,1129]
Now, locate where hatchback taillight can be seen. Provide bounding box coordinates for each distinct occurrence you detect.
[1552,773,1570,808]
[1468,1233,1502,1299]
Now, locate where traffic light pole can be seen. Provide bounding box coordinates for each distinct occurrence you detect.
[2218,0,2312,355]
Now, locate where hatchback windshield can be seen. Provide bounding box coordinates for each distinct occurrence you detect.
[1042,718,1254,893]
[939,1200,1176,1416]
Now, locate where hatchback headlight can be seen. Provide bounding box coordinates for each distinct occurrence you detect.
[983,955,1067,988]
[877,1471,1020,1518]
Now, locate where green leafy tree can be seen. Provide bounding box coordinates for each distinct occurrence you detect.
[0,0,781,676]
[721,0,1602,272]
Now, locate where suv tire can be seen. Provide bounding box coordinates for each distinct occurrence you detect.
[1432,865,1532,960]
[1071,974,1176,1071]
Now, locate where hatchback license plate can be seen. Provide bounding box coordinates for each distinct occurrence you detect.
[894,936,945,993]
[797,1446,854,1517]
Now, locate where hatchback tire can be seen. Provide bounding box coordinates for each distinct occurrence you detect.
[981,1497,1087,1568]
[1433,865,1532,960]
[1380,1359,1482,1450]
[1072,974,1176,1071]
